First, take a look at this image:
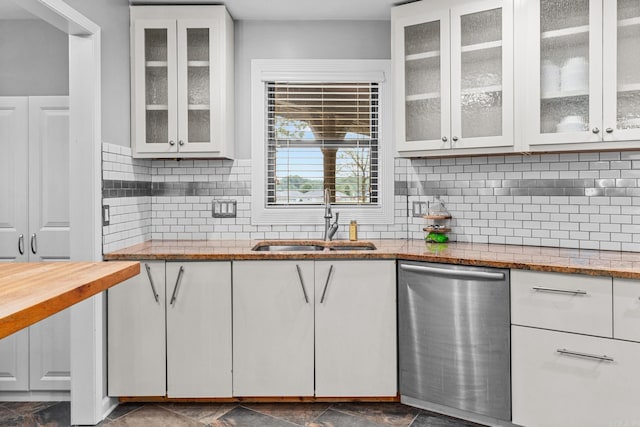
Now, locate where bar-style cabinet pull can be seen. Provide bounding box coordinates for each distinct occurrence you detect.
[30,233,37,255]
[144,263,160,303]
[557,348,613,362]
[295,264,309,304]
[170,266,185,307]
[533,286,587,296]
[18,234,24,255]
[320,265,334,304]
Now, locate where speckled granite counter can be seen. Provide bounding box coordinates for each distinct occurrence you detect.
[104,239,640,280]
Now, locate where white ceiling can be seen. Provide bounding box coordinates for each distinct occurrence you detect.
[0,0,38,19]
[131,0,405,21]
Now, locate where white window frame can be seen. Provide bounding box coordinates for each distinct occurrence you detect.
[251,59,394,225]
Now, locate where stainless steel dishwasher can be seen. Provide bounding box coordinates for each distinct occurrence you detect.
[398,261,511,424]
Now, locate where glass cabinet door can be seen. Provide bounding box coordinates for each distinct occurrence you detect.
[451,0,513,149]
[528,0,603,145]
[395,9,450,152]
[132,20,177,153]
[603,0,640,141]
[177,21,219,153]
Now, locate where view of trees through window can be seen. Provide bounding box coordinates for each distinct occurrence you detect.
[266,82,379,206]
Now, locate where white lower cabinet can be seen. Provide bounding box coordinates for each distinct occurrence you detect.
[108,261,232,397]
[512,325,640,427]
[314,261,396,397]
[232,260,314,396]
[613,278,640,343]
[232,260,396,397]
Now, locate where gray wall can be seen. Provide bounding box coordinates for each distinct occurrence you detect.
[234,20,391,158]
[0,20,68,96]
[63,0,131,147]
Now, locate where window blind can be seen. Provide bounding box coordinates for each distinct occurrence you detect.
[265,82,379,206]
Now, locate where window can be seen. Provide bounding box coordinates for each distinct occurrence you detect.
[266,82,379,206]
[251,60,393,225]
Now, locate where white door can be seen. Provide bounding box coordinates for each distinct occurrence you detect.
[233,261,314,396]
[27,97,70,262]
[108,261,166,396]
[314,261,397,397]
[176,20,221,154]
[131,18,178,154]
[166,262,232,397]
[27,96,71,391]
[450,0,513,149]
[526,0,603,146]
[393,3,451,152]
[602,1,640,142]
[0,97,28,263]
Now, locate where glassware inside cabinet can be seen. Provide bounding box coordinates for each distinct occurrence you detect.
[144,28,170,144]
[404,20,442,142]
[459,7,503,139]
[186,28,211,143]
[616,0,640,130]
[539,0,590,134]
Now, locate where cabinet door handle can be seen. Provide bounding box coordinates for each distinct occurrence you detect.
[169,266,185,307]
[295,264,309,304]
[452,136,459,142]
[320,264,334,304]
[557,348,613,362]
[441,136,448,142]
[18,234,24,255]
[178,140,184,146]
[30,233,37,255]
[532,286,587,296]
[144,263,160,303]
[592,127,600,134]
[169,140,176,146]
[605,128,614,134]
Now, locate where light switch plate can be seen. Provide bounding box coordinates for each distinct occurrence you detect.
[212,200,237,218]
[102,205,110,226]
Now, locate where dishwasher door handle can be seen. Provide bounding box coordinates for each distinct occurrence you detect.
[400,264,505,281]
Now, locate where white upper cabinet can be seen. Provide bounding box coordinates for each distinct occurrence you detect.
[524,0,640,149]
[130,6,234,159]
[393,0,514,157]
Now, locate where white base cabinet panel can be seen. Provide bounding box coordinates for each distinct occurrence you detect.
[232,261,315,396]
[108,261,232,398]
[108,261,166,396]
[29,308,70,391]
[512,325,640,427]
[314,261,396,397]
[0,330,29,391]
[613,278,640,343]
[232,260,397,398]
[166,262,232,397]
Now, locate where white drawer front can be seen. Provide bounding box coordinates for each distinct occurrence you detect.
[512,326,640,427]
[614,278,640,343]
[511,270,612,337]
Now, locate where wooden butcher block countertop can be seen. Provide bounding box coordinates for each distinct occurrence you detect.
[0,261,140,339]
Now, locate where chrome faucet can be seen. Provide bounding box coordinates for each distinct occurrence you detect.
[323,188,339,241]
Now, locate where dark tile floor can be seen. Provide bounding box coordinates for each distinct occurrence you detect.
[0,401,486,427]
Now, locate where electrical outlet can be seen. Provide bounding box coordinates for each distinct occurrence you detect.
[412,201,427,217]
[212,200,237,218]
[102,205,110,226]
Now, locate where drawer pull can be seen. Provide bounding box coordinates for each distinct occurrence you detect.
[532,286,587,296]
[557,348,613,362]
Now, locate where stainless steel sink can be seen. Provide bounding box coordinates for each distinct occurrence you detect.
[328,245,377,251]
[251,240,377,252]
[252,242,325,252]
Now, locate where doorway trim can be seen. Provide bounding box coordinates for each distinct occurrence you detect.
[11,0,109,424]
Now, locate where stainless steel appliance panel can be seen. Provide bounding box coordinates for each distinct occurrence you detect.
[398,261,511,421]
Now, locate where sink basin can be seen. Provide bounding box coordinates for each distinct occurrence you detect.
[252,242,325,252]
[251,240,377,252]
[328,242,377,251]
[328,245,377,251]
